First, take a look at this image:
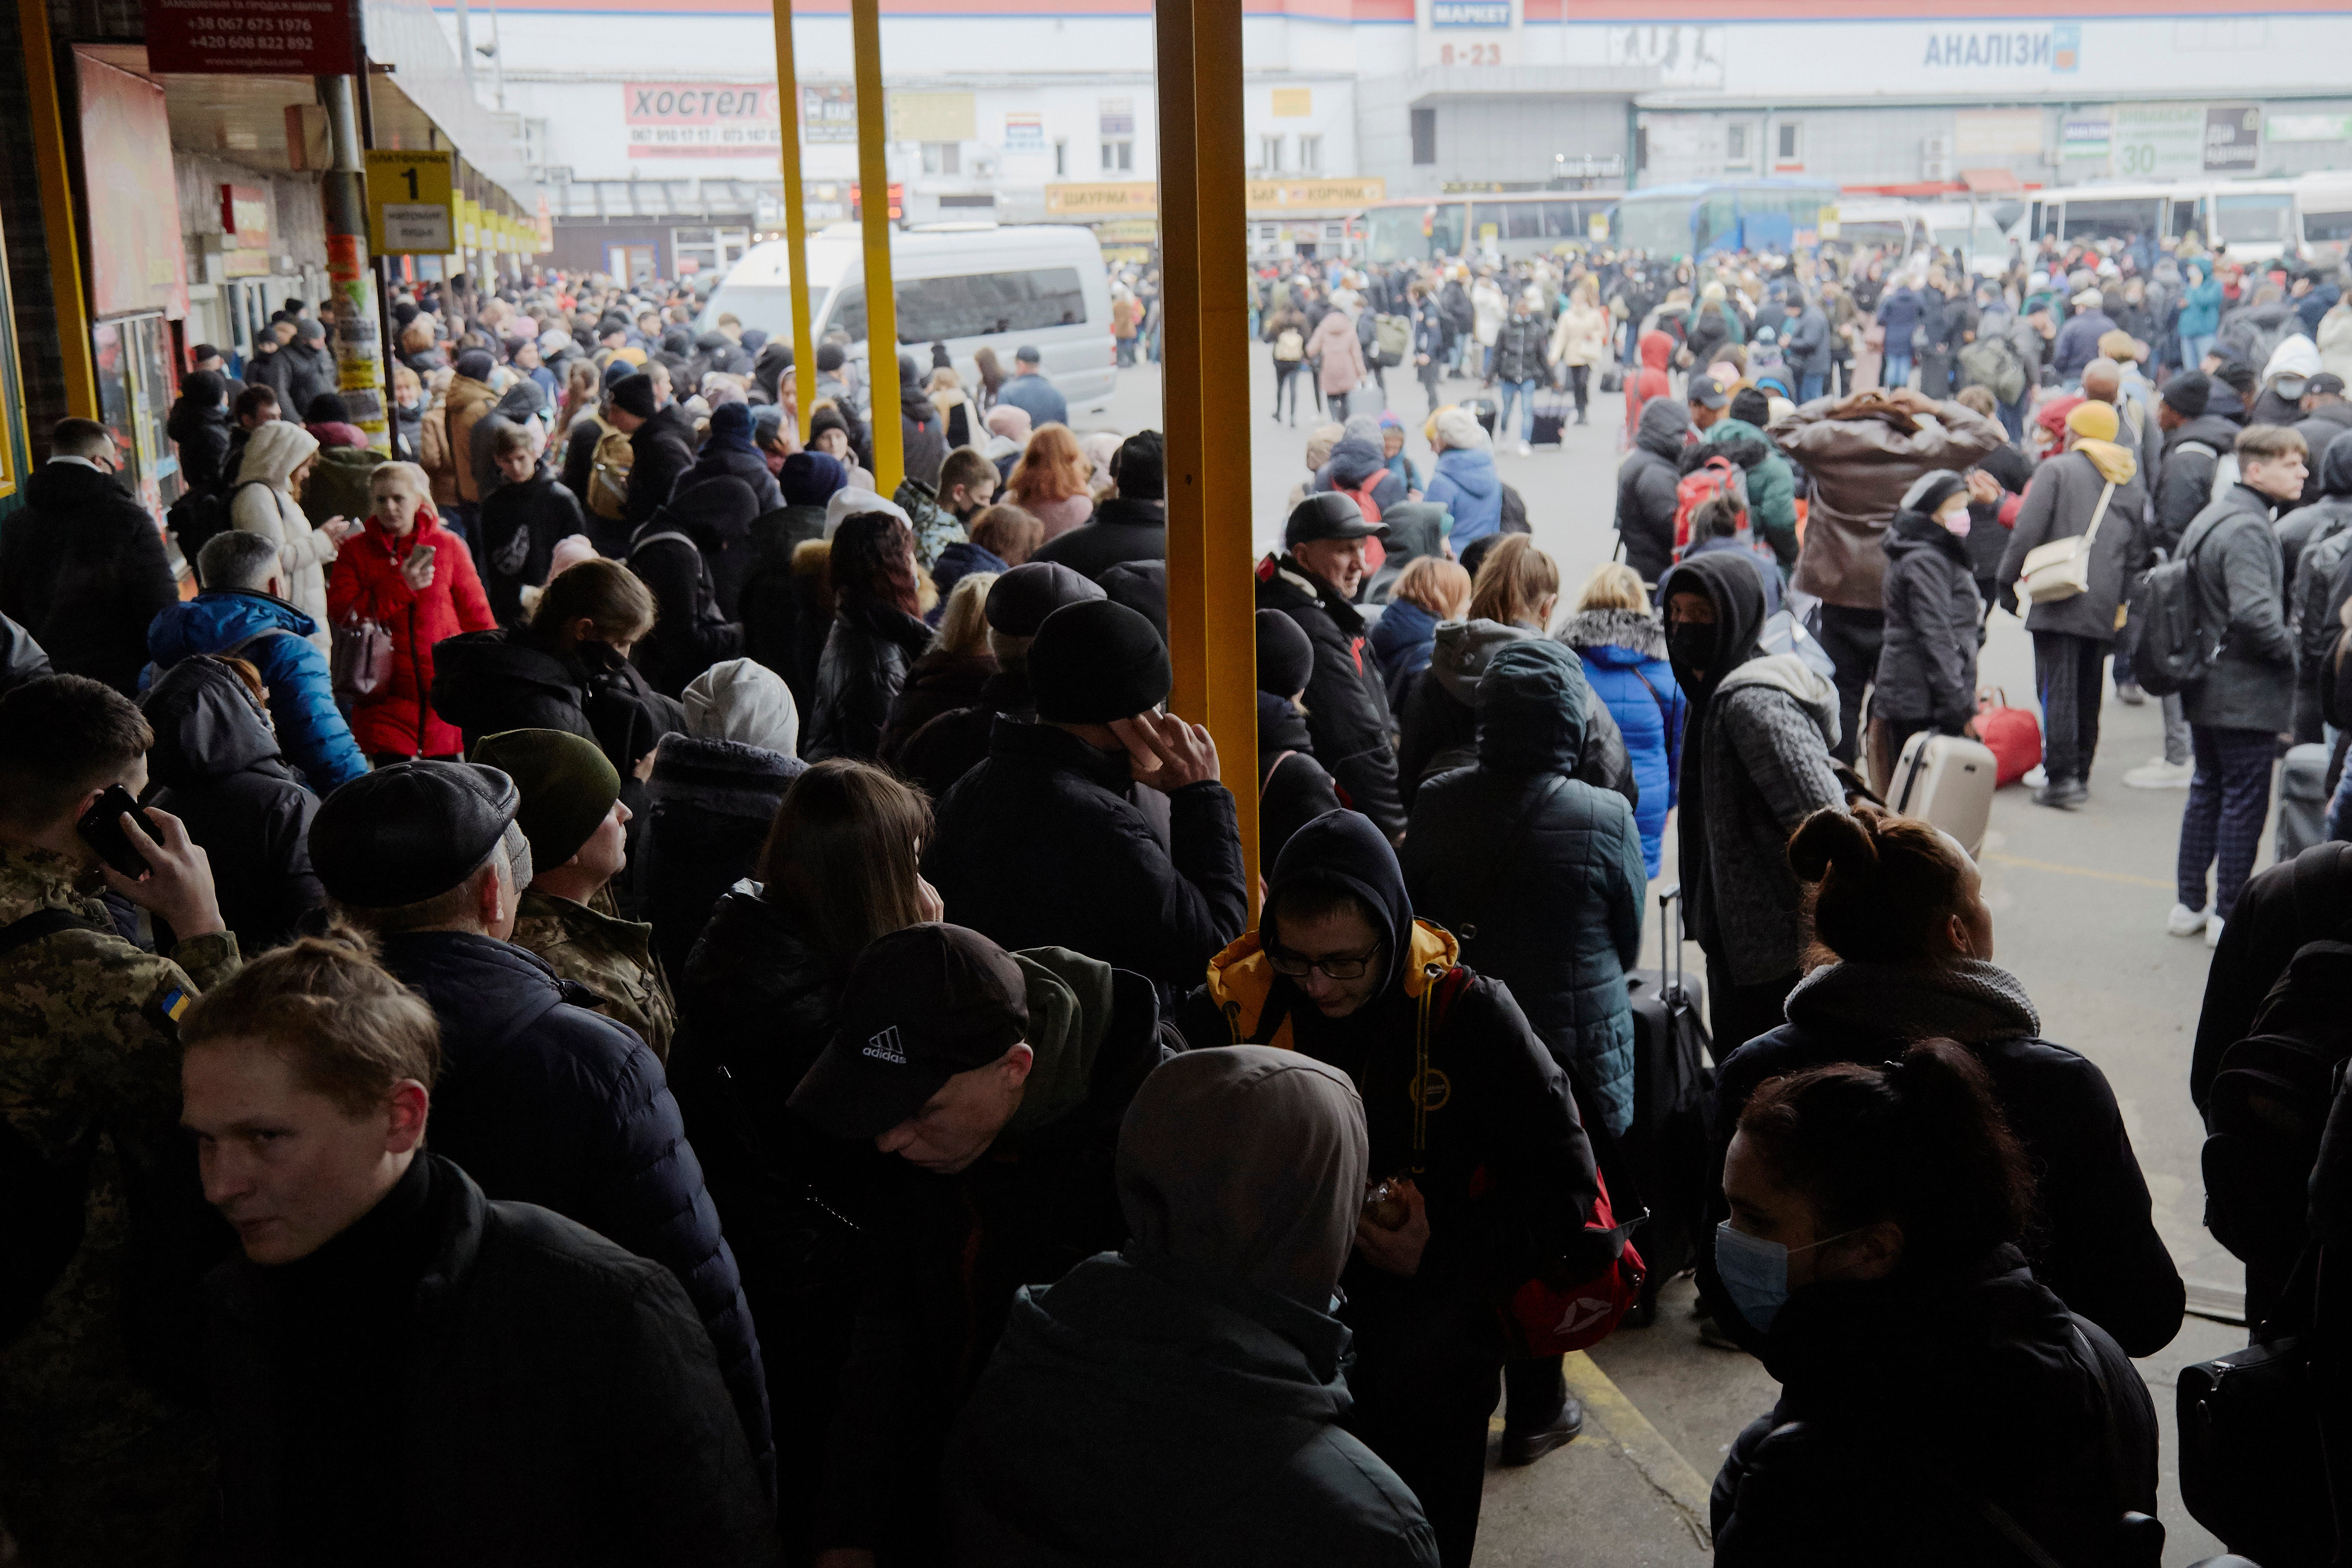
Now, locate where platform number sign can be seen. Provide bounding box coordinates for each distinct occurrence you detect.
[365,150,457,255]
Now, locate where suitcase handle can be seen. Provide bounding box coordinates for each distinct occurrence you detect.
[1657,883,1683,992]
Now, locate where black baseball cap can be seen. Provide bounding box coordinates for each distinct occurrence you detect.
[1285,491,1387,549]
[788,924,1030,1139]
[1690,374,1730,410]
[2308,373,2346,398]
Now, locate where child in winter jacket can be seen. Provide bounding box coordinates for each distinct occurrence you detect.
[1558,563,1686,877]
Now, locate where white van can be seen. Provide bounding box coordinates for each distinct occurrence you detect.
[697,222,1117,414]
[1825,198,2011,276]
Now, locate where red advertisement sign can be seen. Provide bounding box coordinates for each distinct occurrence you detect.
[623,82,782,159]
[143,0,357,75]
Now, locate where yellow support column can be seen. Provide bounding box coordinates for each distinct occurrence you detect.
[768,0,819,442]
[19,0,98,419]
[1156,0,1259,909]
[848,0,901,491]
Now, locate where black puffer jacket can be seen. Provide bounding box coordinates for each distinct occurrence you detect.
[1396,618,1637,811]
[624,403,700,528]
[629,489,749,699]
[2153,414,2241,553]
[205,1154,778,1566]
[879,649,995,765]
[1874,506,1981,728]
[895,665,1033,800]
[1402,641,1647,1140]
[1257,691,1345,873]
[737,513,829,714]
[372,930,772,1485]
[166,397,234,494]
[1256,555,1406,841]
[0,461,179,695]
[138,655,324,953]
[669,886,875,1558]
[640,734,805,982]
[2284,435,2352,685]
[925,717,1248,990]
[1613,399,1691,584]
[476,472,589,628]
[1699,959,2185,1359]
[1710,1249,2158,1568]
[432,626,686,784]
[803,594,934,762]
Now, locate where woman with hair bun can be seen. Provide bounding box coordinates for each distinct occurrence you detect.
[1699,805,2183,1359]
[1709,1040,2160,1568]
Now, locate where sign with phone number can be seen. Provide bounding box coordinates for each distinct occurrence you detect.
[142,0,356,75]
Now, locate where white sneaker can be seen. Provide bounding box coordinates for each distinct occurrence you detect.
[2022,765,2048,789]
[2125,759,2195,789]
[1517,440,1534,457]
[2207,916,2226,950]
[2166,903,2209,938]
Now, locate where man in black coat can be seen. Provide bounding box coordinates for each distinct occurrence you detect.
[924,598,1247,994]
[1033,430,1168,581]
[0,419,179,695]
[277,319,340,419]
[307,762,774,1491]
[897,560,1103,798]
[611,372,698,529]
[183,939,778,1565]
[787,923,1164,1562]
[1171,810,1606,1568]
[1612,397,1691,585]
[1257,494,1408,842]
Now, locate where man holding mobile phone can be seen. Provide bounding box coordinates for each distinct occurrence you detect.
[0,673,238,1563]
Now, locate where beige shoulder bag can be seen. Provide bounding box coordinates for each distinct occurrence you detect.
[2019,480,2116,605]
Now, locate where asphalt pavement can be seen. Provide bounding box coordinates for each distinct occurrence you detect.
[1078,354,2246,1565]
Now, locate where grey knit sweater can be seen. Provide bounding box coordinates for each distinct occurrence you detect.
[1693,653,1846,985]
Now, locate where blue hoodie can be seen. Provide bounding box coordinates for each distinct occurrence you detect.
[1425,448,1501,547]
[1368,595,1440,713]
[147,589,369,792]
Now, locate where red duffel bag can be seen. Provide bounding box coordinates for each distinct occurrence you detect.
[1972,688,2042,787]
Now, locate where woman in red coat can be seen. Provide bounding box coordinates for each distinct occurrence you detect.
[329,459,495,762]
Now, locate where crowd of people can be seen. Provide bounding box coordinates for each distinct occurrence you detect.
[0,233,2342,1568]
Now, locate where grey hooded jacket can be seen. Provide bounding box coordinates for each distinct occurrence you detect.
[1701,652,1846,986]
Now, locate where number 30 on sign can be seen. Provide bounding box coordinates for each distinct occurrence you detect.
[365,150,458,255]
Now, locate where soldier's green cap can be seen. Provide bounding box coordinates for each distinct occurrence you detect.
[471,729,622,871]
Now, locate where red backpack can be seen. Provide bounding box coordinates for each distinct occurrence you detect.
[1673,455,1748,555]
[1416,964,1645,1355]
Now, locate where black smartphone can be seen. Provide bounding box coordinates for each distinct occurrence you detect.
[75,784,163,878]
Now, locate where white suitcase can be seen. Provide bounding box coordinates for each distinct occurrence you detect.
[1890,730,1997,859]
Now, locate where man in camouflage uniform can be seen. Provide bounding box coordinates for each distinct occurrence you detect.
[476,727,676,1060]
[0,675,240,1565]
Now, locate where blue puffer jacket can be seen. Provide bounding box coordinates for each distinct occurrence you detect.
[372,929,775,1494]
[1368,595,1442,714]
[1401,640,1647,1136]
[147,589,369,793]
[1425,448,1502,547]
[1557,608,1685,877]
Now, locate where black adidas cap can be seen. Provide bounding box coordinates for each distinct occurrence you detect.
[788,924,1030,1139]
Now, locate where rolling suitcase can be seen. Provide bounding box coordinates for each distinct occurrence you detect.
[2276,742,2330,862]
[1614,885,1714,1326]
[1530,391,1571,447]
[1890,729,1997,859]
[1465,395,1498,437]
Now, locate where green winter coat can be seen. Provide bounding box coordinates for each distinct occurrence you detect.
[1706,416,1799,573]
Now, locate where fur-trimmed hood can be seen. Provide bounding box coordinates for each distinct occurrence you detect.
[1557,607,1666,661]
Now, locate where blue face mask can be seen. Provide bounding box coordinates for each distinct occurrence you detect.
[1714,1220,1861,1332]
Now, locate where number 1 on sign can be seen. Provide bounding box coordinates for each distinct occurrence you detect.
[401,168,419,199]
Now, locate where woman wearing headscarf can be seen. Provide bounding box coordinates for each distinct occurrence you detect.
[640,657,807,979]
[803,508,931,761]
[947,1046,1438,1568]
[1660,550,1845,1053]
[234,420,359,654]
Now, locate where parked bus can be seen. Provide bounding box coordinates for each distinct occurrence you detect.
[697,221,1117,414]
[2301,173,2352,262]
[1358,192,1618,266]
[1609,179,1841,262]
[1824,197,2013,275]
[2010,180,2304,265]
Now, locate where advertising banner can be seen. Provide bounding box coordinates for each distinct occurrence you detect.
[624,83,782,159]
[2203,103,2260,173]
[143,0,356,75]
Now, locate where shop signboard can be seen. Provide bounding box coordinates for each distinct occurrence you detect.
[1046,182,1158,218]
[220,183,272,278]
[365,149,455,255]
[2204,104,2260,173]
[143,0,357,75]
[803,83,857,145]
[624,82,782,159]
[2110,102,2204,179]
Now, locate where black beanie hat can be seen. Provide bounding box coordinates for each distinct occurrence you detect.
[2163,369,2211,419]
[609,374,659,419]
[455,348,496,381]
[1028,599,1172,723]
[1255,609,1314,698]
[984,560,1104,636]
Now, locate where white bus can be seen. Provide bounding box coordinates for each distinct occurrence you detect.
[698,222,1118,414]
[2008,179,2306,265]
[2298,173,2352,263]
[1826,198,2013,275]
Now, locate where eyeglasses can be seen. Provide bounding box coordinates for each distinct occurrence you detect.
[1266,943,1382,981]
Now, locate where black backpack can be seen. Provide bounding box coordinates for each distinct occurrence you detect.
[166,480,268,586]
[2202,931,2352,1284]
[2122,512,2223,698]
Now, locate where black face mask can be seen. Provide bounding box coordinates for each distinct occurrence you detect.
[1667,621,1717,678]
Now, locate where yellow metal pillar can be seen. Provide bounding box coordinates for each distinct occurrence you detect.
[848,0,901,491]
[1156,0,1259,909]
[19,0,97,419]
[768,0,819,442]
